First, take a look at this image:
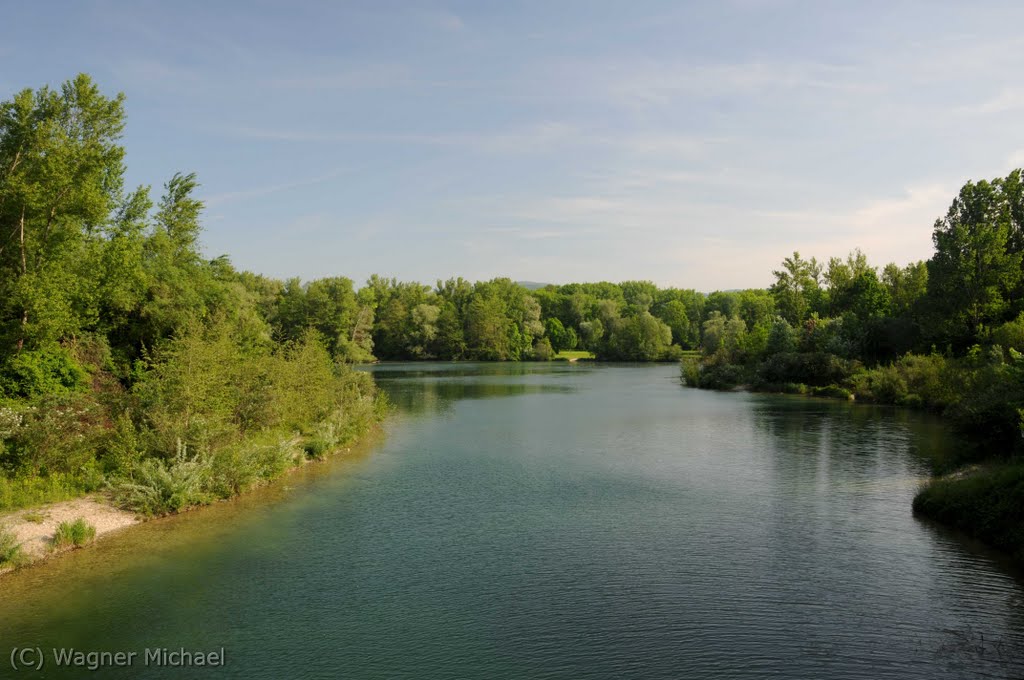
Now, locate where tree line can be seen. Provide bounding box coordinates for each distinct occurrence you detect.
[682,169,1024,448]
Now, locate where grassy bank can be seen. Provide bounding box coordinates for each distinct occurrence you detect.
[553,350,595,361]
[913,463,1024,562]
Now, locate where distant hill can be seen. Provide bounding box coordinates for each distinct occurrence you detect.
[516,281,553,290]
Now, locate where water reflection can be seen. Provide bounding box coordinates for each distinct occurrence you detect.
[749,393,1024,676]
[365,361,580,415]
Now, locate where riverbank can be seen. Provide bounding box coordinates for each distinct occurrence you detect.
[0,426,383,577]
[0,495,138,573]
[913,462,1024,563]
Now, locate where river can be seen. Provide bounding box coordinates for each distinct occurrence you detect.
[1,362,1022,679]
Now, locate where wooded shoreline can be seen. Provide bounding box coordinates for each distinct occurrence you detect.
[2,74,1022,569]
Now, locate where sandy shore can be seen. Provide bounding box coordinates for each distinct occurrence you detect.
[0,495,138,573]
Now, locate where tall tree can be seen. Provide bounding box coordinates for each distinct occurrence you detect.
[771,252,820,325]
[0,74,126,351]
[927,175,1023,346]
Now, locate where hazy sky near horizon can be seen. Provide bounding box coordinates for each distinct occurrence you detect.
[3,1,1024,290]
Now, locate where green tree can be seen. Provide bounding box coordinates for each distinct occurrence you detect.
[882,261,928,318]
[656,299,691,347]
[927,175,1023,346]
[771,252,821,325]
[544,317,577,353]
[604,312,674,361]
[465,293,511,360]
[0,74,126,352]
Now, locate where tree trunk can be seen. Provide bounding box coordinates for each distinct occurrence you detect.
[16,205,27,352]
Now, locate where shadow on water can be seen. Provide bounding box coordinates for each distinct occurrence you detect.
[365,361,581,416]
[749,393,964,473]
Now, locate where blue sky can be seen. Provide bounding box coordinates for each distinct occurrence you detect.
[3,1,1024,290]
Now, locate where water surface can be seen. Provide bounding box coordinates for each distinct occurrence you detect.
[2,363,1022,679]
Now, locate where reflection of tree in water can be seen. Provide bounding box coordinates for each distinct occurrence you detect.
[750,395,958,475]
[929,624,1024,679]
[749,394,1024,678]
[364,361,585,417]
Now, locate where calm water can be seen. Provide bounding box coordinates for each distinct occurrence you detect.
[1,363,1023,679]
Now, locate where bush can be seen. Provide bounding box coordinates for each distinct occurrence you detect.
[0,343,87,399]
[810,384,852,400]
[0,525,23,565]
[944,361,1024,443]
[303,436,332,460]
[52,518,96,549]
[661,344,685,361]
[112,442,214,515]
[530,337,554,361]
[914,463,1024,562]
[698,363,746,390]
[680,357,701,386]
[99,412,146,475]
[864,364,908,403]
[0,394,107,476]
[755,352,856,388]
[993,312,1024,351]
[209,437,299,497]
[0,470,104,512]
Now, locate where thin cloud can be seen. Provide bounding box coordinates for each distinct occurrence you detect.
[229,123,721,159]
[432,11,466,32]
[204,169,348,206]
[959,88,1024,115]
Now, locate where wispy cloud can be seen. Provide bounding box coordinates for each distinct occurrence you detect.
[1007,149,1024,169]
[229,122,724,160]
[229,123,579,153]
[959,88,1024,115]
[606,60,875,105]
[204,168,348,206]
[262,64,415,90]
[430,10,466,33]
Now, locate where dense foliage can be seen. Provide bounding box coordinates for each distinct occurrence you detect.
[267,275,699,362]
[0,76,385,513]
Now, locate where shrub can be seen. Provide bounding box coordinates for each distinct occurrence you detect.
[698,363,746,390]
[913,463,1024,562]
[810,384,852,400]
[531,337,554,361]
[209,437,299,497]
[0,525,23,565]
[113,442,214,515]
[0,471,104,512]
[1,394,107,477]
[993,312,1024,351]
[303,436,332,460]
[52,518,96,549]
[755,352,856,388]
[0,343,87,399]
[945,361,1024,443]
[865,364,908,403]
[680,357,701,386]
[99,412,146,475]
